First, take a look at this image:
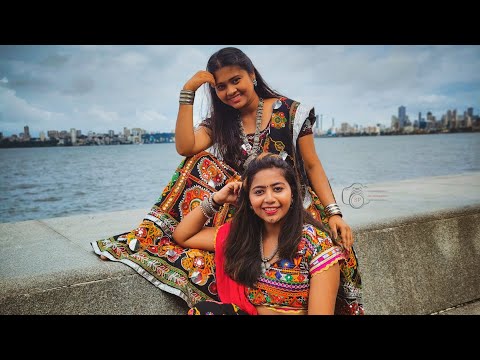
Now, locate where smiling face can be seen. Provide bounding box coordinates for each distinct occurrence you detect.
[249,167,292,225]
[213,65,258,110]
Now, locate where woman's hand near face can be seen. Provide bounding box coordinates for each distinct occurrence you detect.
[183,71,216,92]
[212,181,242,206]
[176,70,216,156]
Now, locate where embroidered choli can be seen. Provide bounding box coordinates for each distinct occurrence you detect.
[199,97,316,190]
[245,224,345,313]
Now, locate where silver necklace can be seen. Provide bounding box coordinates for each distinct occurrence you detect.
[259,231,278,274]
[239,97,264,170]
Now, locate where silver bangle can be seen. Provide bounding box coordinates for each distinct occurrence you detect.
[325,203,343,218]
[325,203,340,210]
[200,198,214,219]
[179,89,195,105]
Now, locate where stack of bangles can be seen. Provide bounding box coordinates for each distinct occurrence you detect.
[324,203,343,218]
[200,193,223,219]
[179,89,195,105]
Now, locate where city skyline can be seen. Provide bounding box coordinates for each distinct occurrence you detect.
[1,45,479,137]
[0,105,479,138]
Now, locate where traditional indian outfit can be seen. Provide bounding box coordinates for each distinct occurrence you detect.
[188,222,346,315]
[91,97,364,315]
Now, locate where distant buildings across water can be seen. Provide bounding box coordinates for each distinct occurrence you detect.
[313,106,479,137]
[0,126,175,148]
[2,106,479,147]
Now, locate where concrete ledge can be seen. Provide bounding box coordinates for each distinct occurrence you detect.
[1,174,480,315]
[353,205,480,314]
[0,209,189,315]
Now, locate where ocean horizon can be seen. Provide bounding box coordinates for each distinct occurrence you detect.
[1,132,478,223]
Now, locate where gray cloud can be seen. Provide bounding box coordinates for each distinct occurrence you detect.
[62,76,94,95]
[7,75,52,91]
[40,53,70,67]
[0,45,479,137]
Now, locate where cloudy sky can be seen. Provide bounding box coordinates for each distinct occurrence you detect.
[0,45,479,137]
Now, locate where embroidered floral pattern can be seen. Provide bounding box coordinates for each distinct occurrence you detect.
[271,112,287,129]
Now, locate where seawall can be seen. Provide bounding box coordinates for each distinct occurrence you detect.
[1,172,479,315]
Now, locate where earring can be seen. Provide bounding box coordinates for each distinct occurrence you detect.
[253,79,257,87]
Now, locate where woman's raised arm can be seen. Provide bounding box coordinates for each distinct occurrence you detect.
[175,71,215,156]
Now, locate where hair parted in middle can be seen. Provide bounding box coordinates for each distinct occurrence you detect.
[223,153,329,287]
[204,47,284,172]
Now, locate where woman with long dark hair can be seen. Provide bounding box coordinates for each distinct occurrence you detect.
[174,153,345,315]
[92,47,363,315]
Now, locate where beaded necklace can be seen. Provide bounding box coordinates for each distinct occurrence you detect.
[239,97,264,170]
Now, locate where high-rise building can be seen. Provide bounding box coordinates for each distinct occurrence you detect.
[418,111,426,129]
[24,125,30,140]
[70,128,77,145]
[398,106,406,128]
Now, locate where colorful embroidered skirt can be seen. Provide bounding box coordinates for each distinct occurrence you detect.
[188,300,248,315]
[91,151,364,315]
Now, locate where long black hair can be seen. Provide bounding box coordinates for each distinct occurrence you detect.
[223,153,329,287]
[204,47,284,172]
